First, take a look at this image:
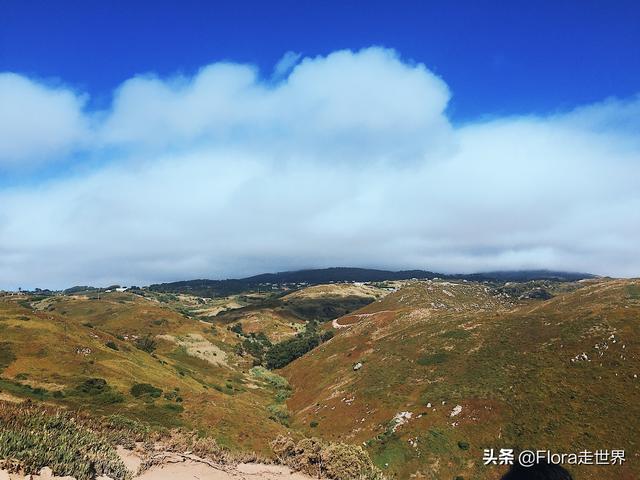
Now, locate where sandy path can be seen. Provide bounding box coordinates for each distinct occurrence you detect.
[333,310,394,329]
[332,318,349,329]
[0,452,317,480]
[137,461,315,480]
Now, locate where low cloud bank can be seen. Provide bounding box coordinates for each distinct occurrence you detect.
[0,48,638,288]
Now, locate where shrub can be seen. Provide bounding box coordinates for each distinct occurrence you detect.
[321,330,335,342]
[0,343,16,373]
[163,403,184,413]
[135,335,157,353]
[267,404,291,426]
[75,378,124,404]
[272,435,385,480]
[458,440,470,450]
[105,341,119,351]
[0,401,128,479]
[310,420,319,428]
[251,367,291,403]
[417,352,448,366]
[77,378,108,395]
[250,366,290,389]
[230,323,244,335]
[130,383,162,398]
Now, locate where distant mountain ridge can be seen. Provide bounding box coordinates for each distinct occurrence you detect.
[148,267,595,297]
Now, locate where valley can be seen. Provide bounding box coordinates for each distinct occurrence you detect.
[0,271,638,479]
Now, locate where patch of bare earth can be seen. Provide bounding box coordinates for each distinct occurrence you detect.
[157,333,229,368]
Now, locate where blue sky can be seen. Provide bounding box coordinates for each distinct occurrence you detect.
[3,0,639,121]
[0,2,639,288]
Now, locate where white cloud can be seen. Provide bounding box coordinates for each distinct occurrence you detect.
[0,73,88,168]
[0,47,638,289]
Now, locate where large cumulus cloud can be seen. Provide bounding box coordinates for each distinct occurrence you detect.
[0,47,638,289]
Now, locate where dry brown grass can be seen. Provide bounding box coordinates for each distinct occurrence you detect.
[271,435,385,480]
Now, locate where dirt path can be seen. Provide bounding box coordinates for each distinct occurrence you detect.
[0,450,317,480]
[137,460,315,480]
[333,310,394,329]
[332,318,349,329]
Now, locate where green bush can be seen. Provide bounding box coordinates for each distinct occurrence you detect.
[0,343,16,373]
[267,404,291,426]
[417,352,448,366]
[163,403,184,413]
[74,378,124,404]
[321,330,335,342]
[105,341,119,351]
[76,378,108,395]
[130,383,162,398]
[230,323,244,335]
[0,401,128,479]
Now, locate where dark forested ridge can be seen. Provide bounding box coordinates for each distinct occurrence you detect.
[148,267,594,297]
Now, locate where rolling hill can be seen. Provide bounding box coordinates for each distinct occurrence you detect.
[282,278,639,479]
[147,268,594,297]
[0,290,290,453]
[1,276,636,479]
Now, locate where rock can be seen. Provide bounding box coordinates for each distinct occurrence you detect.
[353,362,363,371]
[450,405,463,417]
[39,467,53,478]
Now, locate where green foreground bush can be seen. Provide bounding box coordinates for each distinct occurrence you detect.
[0,400,129,479]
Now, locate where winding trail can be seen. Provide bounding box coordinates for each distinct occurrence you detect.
[332,310,393,329]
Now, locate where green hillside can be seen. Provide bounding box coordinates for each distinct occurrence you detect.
[282,278,639,480]
[1,278,638,479]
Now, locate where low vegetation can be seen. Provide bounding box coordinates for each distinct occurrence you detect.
[0,343,16,373]
[0,401,128,480]
[134,335,157,353]
[2,277,636,480]
[130,383,162,398]
[271,435,386,480]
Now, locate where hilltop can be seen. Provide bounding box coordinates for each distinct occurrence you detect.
[147,267,593,297]
[282,278,639,479]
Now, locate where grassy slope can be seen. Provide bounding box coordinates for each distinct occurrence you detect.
[213,283,389,342]
[0,291,288,453]
[282,279,640,480]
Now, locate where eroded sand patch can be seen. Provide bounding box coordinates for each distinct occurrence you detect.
[157,333,228,368]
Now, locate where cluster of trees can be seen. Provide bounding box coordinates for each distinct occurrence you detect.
[231,321,334,370]
[264,323,334,369]
[231,324,273,365]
